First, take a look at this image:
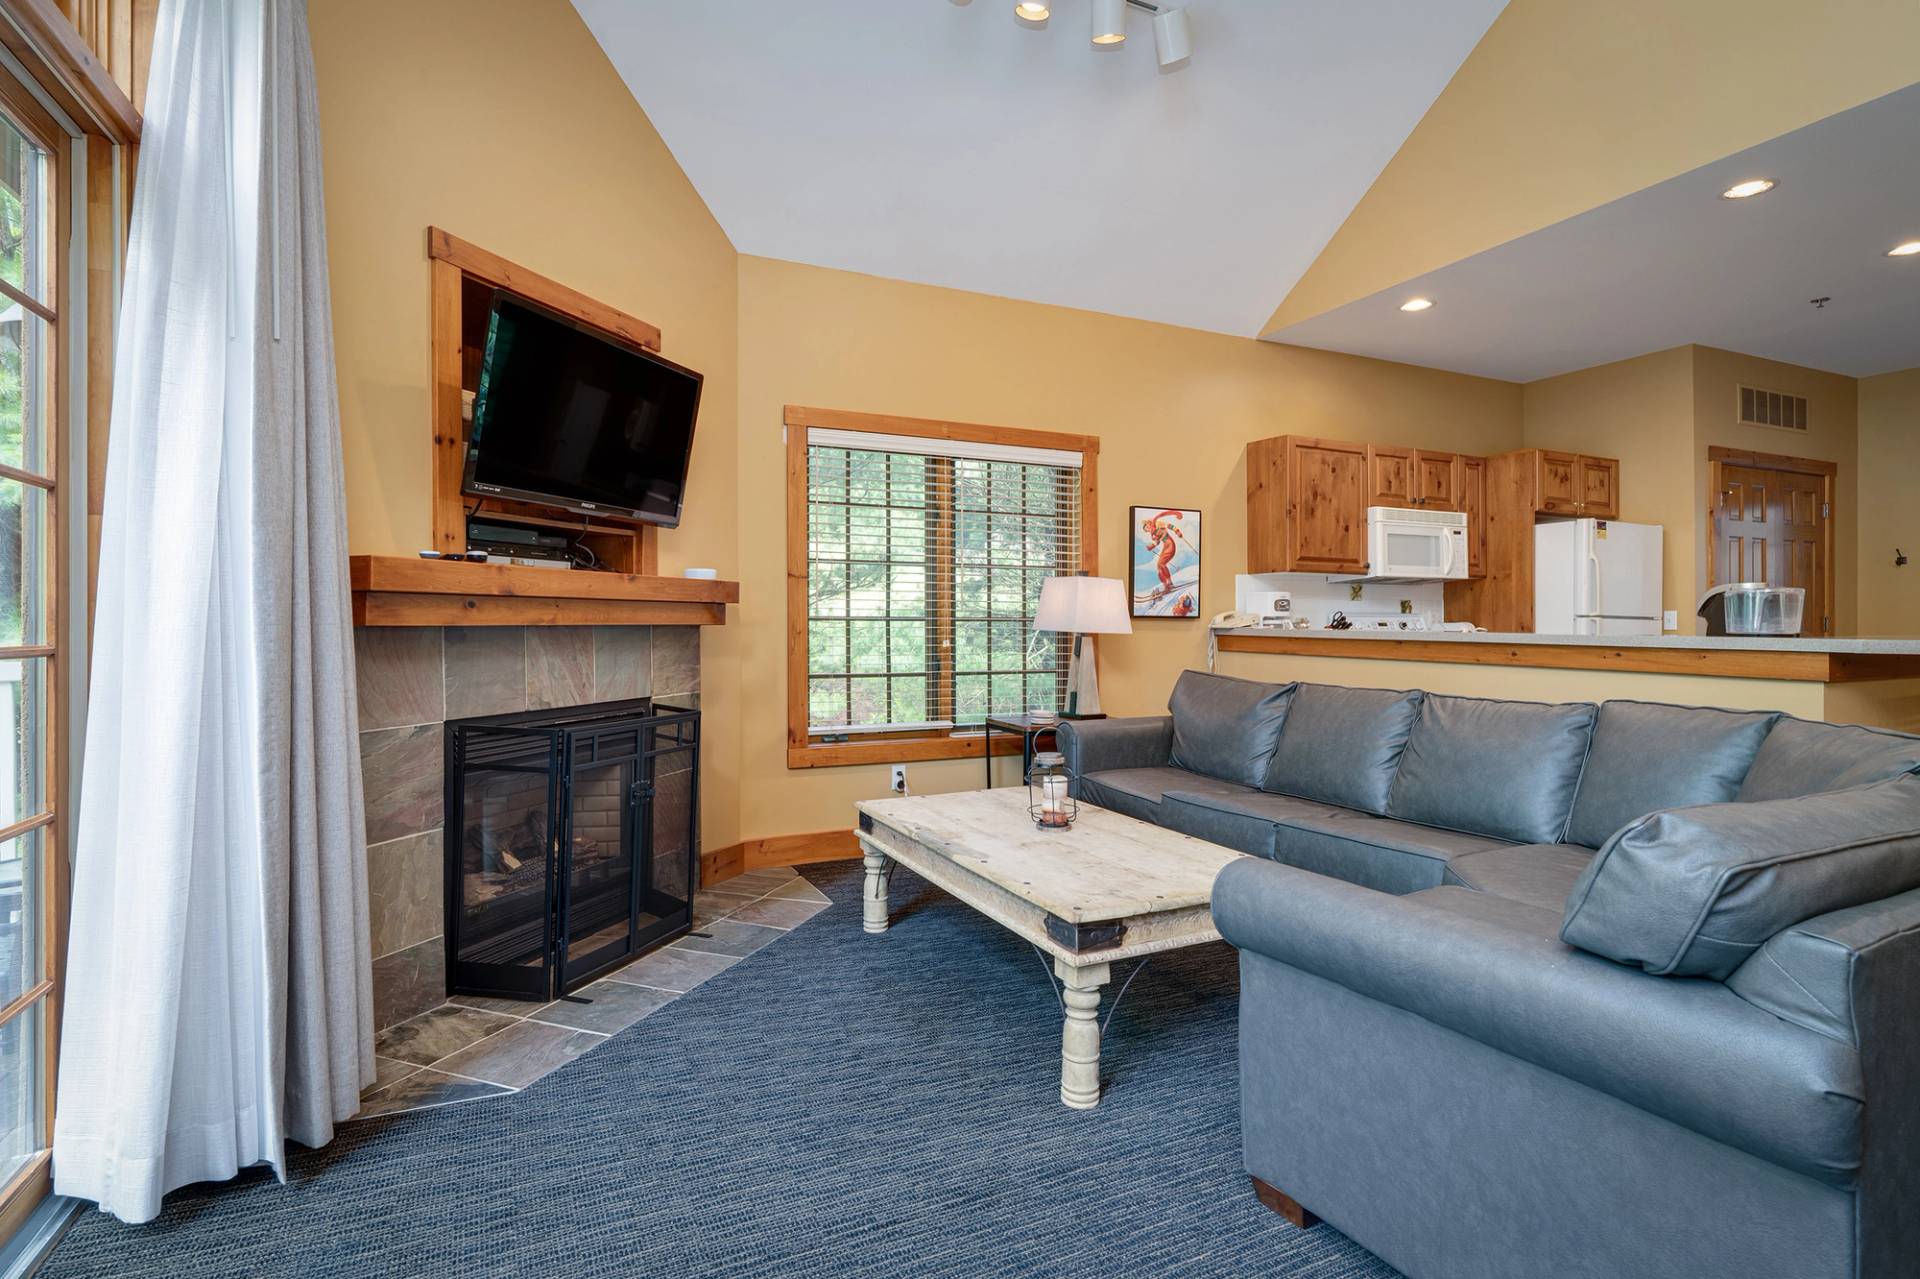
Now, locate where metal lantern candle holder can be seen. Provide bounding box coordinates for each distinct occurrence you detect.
[1029,752,1078,830]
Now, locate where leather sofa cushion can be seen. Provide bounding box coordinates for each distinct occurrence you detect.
[1387,694,1596,844]
[1157,789,1353,859]
[1565,701,1778,850]
[1075,766,1253,825]
[1726,886,1920,1045]
[1269,809,1508,896]
[1737,716,1920,801]
[1166,670,1296,787]
[1213,859,1866,1187]
[1562,774,1920,978]
[1444,843,1595,914]
[1262,683,1422,814]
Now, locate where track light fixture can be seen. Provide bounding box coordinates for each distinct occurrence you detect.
[1009,0,1193,68]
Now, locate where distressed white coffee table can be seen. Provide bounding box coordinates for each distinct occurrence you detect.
[854,787,1245,1109]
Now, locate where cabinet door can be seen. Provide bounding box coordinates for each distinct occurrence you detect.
[1457,455,1487,576]
[1578,455,1620,518]
[1288,438,1369,573]
[1536,450,1580,515]
[1366,444,1413,509]
[1413,450,1459,510]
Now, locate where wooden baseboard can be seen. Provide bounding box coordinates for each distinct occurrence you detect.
[700,828,860,886]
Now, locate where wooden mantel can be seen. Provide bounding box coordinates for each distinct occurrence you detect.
[351,555,739,628]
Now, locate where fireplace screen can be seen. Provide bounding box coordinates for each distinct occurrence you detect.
[444,698,699,1001]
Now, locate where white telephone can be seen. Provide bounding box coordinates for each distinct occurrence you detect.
[1206,612,1261,672]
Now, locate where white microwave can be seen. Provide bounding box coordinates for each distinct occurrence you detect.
[1341,506,1468,582]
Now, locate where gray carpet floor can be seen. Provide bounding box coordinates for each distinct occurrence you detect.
[46,861,1400,1278]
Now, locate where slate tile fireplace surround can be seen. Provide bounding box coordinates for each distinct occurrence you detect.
[355,624,700,1030]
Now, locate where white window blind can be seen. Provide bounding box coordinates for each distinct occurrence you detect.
[804,428,1083,736]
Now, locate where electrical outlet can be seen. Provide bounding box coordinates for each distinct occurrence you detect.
[890,764,907,794]
[1663,610,1679,632]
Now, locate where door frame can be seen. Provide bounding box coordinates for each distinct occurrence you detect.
[1705,445,1837,635]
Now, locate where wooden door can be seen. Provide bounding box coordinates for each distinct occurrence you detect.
[1578,455,1619,518]
[1288,438,1369,573]
[1457,456,1487,576]
[1366,444,1413,509]
[1535,450,1580,515]
[1712,462,1830,634]
[1778,471,1829,635]
[1413,450,1459,510]
[1714,464,1779,585]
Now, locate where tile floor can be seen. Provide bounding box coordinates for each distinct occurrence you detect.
[354,864,831,1118]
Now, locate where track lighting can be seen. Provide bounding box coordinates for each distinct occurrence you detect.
[1152,7,1190,68]
[1008,0,1193,68]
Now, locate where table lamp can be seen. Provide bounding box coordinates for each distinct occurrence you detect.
[1034,576,1133,717]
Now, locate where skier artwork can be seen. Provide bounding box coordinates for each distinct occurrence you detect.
[1131,506,1201,618]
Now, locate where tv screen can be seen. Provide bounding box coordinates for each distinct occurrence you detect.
[464,293,703,528]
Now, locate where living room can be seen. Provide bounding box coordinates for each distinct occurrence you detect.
[4,1,1920,1276]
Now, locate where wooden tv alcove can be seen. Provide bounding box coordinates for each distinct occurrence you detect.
[350,228,739,629]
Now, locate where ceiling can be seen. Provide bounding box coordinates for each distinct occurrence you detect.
[1264,81,1920,381]
[572,0,1508,337]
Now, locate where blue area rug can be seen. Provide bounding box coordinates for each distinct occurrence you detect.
[47,861,1399,1278]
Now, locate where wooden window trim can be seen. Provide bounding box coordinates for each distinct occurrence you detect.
[0,63,70,1238]
[784,405,1099,770]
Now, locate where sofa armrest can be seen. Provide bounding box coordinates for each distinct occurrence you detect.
[1056,715,1172,783]
[1727,889,1920,1274]
[1212,857,1863,1184]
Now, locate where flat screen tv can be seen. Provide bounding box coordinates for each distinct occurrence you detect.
[464,293,703,528]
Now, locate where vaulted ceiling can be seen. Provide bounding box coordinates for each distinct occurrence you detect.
[572,0,1508,337]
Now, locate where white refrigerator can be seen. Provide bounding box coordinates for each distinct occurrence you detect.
[1534,519,1664,636]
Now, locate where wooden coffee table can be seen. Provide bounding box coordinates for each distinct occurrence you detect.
[854,787,1245,1109]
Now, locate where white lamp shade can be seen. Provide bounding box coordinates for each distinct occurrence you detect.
[1153,7,1192,67]
[1090,0,1127,44]
[1034,576,1133,635]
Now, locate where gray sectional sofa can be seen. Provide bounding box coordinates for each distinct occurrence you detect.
[1056,671,1920,1279]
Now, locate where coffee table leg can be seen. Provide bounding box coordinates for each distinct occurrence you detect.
[1055,957,1111,1109]
[862,846,891,934]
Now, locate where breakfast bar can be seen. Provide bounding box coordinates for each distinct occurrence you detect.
[1213,629,1920,733]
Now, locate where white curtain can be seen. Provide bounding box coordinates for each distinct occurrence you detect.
[53,0,372,1224]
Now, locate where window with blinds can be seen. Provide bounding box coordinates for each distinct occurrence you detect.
[804,427,1082,737]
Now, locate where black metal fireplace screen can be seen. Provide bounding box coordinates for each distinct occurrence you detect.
[443,698,699,1002]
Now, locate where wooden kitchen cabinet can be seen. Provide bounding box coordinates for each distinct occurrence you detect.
[1248,435,1370,574]
[1578,455,1620,518]
[1366,444,1413,508]
[1368,445,1460,511]
[1526,448,1620,518]
[1457,455,1487,577]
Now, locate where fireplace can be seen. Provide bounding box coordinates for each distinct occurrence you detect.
[443,698,699,1001]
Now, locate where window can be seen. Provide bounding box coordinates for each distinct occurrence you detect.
[785,407,1098,768]
[0,69,66,1237]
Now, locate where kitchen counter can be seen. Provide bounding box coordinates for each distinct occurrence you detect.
[1216,627,1920,682]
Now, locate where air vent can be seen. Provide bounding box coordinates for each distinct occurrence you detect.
[1737,384,1809,432]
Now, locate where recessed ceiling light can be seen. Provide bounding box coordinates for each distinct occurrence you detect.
[1889,240,1920,257]
[1014,2,1050,22]
[1720,178,1776,200]
[1399,298,1434,313]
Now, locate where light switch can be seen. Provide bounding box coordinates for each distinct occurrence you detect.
[1663,610,1678,632]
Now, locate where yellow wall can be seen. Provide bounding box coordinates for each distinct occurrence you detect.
[1265,0,1920,333]
[308,0,745,846]
[1857,368,1920,635]
[1691,346,1858,635]
[1521,347,1695,626]
[733,256,1523,838]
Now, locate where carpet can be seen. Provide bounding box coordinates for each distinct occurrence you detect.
[46,861,1400,1278]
